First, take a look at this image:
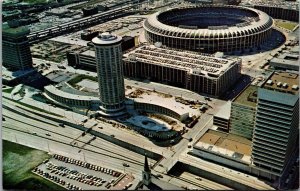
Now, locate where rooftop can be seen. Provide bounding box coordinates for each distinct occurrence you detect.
[44,85,99,101]
[2,23,30,37]
[81,50,96,57]
[263,71,299,95]
[233,85,258,108]
[92,32,122,45]
[124,45,238,77]
[270,57,298,68]
[214,101,231,120]
[2,67,36,80]
[195,129,252,163]
[126,88,200,117]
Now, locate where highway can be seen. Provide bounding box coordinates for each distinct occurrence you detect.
[170,172,232,190]
[2,90,271,190]
[2,101,230,189]
[179,154,274,190]
[2,105,155,177]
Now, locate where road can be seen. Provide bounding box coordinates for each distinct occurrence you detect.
[3,96,230,189]
[153,113,213,173]
[179,154,274,190]
[2,104,155,178]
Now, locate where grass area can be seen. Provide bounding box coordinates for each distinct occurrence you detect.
[3,96,63,117]
[67,74,98,87]
[2,87,14,93]
[275,20,298,31]
[3,140,65,190]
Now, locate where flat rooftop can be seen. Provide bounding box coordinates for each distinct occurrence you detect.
[233,85,258,108]
[2,67,36,80]
[124,45,238,77]
[2,24,30,37]
[263,71,299,95]
[81,50,96,57]
[126,88,200,117]
[44,85,99,101]
[214,101,231,120]
[195,129,252,163]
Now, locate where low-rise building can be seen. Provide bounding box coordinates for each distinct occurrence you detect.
[213,101,231,132]
[269,53,299,71]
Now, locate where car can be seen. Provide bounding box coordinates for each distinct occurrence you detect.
[204,96,211,101]
[2,117,5,121]
[195,177,202,181]
[189,138,193,142]
[123,163,130,167]
[58,123,65,127]
[46,133,51,136]
[156,174,163,178]
[32,132,37,135]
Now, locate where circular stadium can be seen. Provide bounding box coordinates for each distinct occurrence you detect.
[143,5,274,53]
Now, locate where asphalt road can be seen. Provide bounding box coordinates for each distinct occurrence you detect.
[3,97,229,189]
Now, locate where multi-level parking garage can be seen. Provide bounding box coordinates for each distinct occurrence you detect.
[123,45,241,97]
[144,5,274,53]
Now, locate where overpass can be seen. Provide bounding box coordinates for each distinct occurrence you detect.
[28,0,146,44]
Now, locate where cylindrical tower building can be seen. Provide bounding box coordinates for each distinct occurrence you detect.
[92,32,126,116]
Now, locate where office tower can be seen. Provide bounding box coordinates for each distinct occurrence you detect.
[251,72,299,179]
[229,85,258,139]
[2,24,33,71]
[92,32,126,116]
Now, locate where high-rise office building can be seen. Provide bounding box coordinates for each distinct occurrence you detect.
[2,24,33,71]
[229,85,258,139]
[92,32,126,116]
[251,72,299,180]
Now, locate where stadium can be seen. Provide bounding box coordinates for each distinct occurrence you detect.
[143,5,274,53]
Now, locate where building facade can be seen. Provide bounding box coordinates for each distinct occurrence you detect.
[229,85,257,139]
[123,45,241,97]
[144,6,273,53]
[92,32,126,116]
[251,72,299,180]
[2,24,33,71]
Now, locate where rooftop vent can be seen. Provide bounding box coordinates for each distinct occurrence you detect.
[282,83,288,88]
[266,80,273,85]
[277,82,282,87]
[292,85,299,90]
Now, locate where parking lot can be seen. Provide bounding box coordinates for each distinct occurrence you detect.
[33,154,134,190]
